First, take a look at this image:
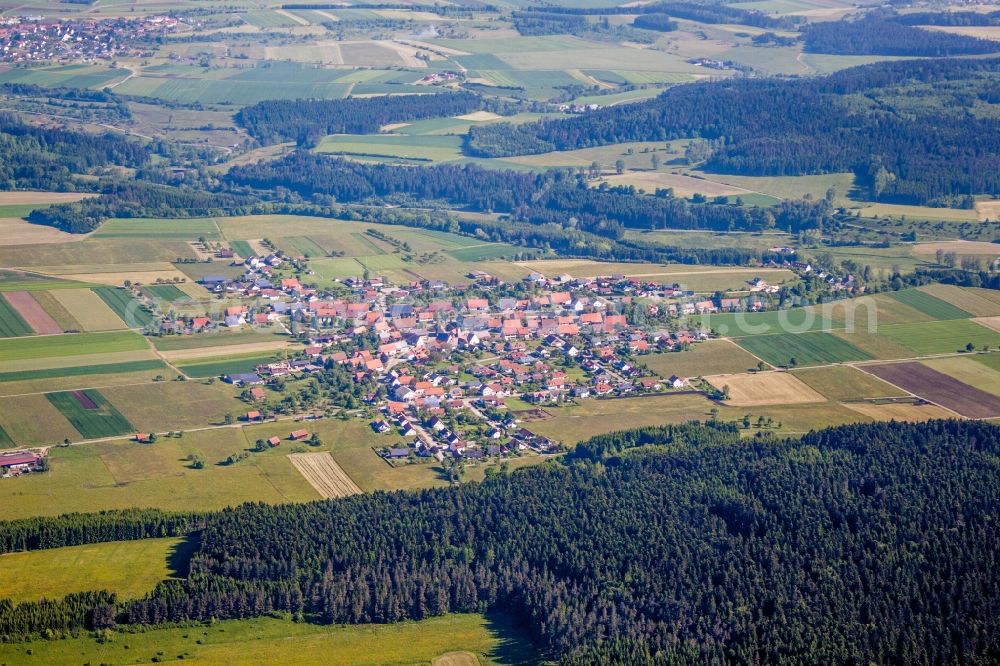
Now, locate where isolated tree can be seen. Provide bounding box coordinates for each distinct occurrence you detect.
[651,153,660,170]
[615,159,625,175]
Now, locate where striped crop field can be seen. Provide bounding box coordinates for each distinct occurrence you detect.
[46,389,134,439]
[93,287,154,328]
[737,331,873,367]
[0,294,32,337]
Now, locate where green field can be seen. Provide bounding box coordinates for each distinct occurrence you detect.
[0,330,148,362]
[0,293,32,337]
[285,235,327,257]
[699,308,836,337]
[876,320,1000,356]
[94,287,155,328]
[644,339,768,377]
[176,353,281,379]
[737,331,873,367]
[92,217,220,240]
[0,359,167,383]
[0,423,12,448]
[447,244,523,261]
[888,289,971,320]
[0,537,186,603]
[143,284,188,303]
[0,612,536,666]
[152,330,288,352]
[0,270,94,292]
[229,239,256,258]
[315,134,464,163]
[46,389,135,439]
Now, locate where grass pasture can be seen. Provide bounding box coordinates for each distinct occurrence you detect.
[0,330,147,362]
[699,308,835,337]
[876,320,1000,356]
[92,217,220,240]
[736,331,872,367]
[176,353,282,378]
[46,389,134,439]
[0,537,185,604]
[0,613,535,666]
[0,393,81,446]
[643,339,767,377]
[841,401,957,423]
[100,381,239,432]
[921,355,1000,398]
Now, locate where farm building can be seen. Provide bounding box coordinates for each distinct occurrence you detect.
[1,451,41,475]
[226,373,264,386]
[267,436,281,447]
[290,429,309,441]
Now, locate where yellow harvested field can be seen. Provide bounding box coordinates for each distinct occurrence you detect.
[289,452,362,498]
[924,25,1000,41]
[977,199,1000,221]
[164,340,297,362]
[399,39,471,56]
[0,218,85,246]
[381,122,411,132]
[29,262,178,276]
[50,288,126,331]
[433,652,480,666]
[976,317,1000,333]
[913,240,1000,259]
[842,401,957,422]
[0,192,94,205]
[275,8,310,25]
[856,203,979,222]
[56,270,190,286]
[706,371,826,407]
[919,284,1000,317]
[455,111,502,122]
[600,172,753,197]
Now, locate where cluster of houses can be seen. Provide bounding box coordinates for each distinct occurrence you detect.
[0,15,178,62]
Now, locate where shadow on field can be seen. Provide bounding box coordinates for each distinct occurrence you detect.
[485,608,539,666]
[166,533,201,579]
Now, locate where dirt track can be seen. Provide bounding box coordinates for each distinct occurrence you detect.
[289,452,362,498]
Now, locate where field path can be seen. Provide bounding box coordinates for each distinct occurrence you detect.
[289,452,362,498]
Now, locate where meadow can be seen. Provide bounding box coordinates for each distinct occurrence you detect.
[643,339,768,377]
[876,320,1000,356]
[92,217,221,240]
[176,352,283,378]
[0,359,166,384]
[0,330,147,362]
[0,613,536,666]
[736,331,872,367]
[0,537,185,603]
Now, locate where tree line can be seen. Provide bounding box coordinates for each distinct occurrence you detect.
[224,151,835,237]
[0,420,997,665]
[802,16,999,56]
[234,92,485,146]
[464,57,1000,205]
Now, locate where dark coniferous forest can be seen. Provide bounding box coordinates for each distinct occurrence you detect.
[0,420,997,664]
[234,92,483,145]
[465,57,1000,205]
[803,17,999,56]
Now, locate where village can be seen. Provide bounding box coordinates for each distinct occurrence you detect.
[116,241,838,468]
[0,15,177,63]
